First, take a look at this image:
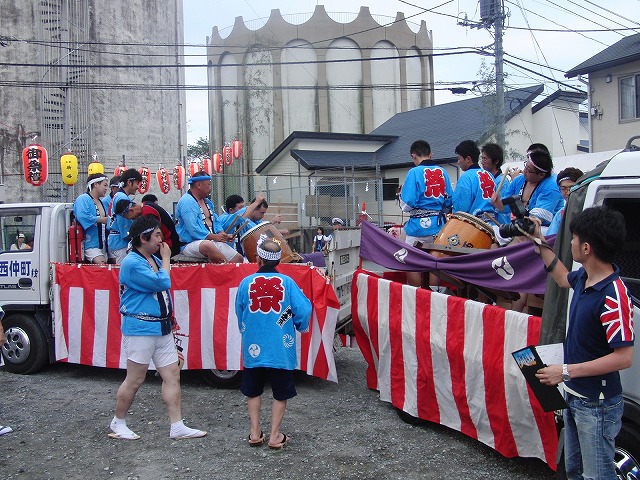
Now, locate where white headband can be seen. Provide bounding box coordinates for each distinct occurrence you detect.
[87,176,108,191]
[256,233,282,261]
[557,176,571,184]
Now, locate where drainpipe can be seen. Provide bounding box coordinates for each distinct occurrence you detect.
[578,75,591,152]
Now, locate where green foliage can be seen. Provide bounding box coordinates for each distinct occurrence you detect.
[187,137,210,158]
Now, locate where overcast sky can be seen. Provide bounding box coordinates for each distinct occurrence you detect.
[182,0,639,144]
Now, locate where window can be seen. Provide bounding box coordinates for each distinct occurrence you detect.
[382,178,400,201]
[620,74,640,120]
[0,211,37,252]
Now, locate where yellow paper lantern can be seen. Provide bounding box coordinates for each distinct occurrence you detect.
[88,161,104,175]
[60,153,79,186]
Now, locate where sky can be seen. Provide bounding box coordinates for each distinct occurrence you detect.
[182,0,639,145]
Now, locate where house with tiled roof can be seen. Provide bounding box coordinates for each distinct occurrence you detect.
[257,85,586,226]
[566,33,640,152]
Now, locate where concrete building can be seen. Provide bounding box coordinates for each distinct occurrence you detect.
[0,0,186,206]
[205,6,434,200]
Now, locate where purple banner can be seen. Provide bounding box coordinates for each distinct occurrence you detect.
[359,221,554,295]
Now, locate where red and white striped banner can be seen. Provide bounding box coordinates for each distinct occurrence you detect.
[52,263,339,382]
[351,270,558,469]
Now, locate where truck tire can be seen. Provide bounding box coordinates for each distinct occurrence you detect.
[1,313,49,374]
[200,369,241,388]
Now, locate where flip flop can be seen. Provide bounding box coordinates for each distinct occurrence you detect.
[248,431,265,446]
[268,433,288,450]
[108,431,140,440]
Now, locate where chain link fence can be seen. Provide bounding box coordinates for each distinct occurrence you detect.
[212,169,394,253]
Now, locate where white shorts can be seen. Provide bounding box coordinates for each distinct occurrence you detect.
[405,234,436,247]
[85,247,107,262]
[123,334,178,368]
[112,247,128,264]
[183,240,239,261]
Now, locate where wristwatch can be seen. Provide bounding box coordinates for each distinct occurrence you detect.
[562,364,571,382]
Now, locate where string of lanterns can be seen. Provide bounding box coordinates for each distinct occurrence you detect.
[22,139,244,193]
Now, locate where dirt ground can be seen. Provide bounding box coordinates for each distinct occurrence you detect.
[0,347,555,480]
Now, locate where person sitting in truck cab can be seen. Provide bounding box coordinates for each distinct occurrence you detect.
[108,169,142,264]
[10,233,29,251]
[174,172,242,264]
[73,173,109,264]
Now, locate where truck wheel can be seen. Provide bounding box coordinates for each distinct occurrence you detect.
[615,422,640,479]
[200,369,241,388]
[555,423,640,479]
[1,313,49,374]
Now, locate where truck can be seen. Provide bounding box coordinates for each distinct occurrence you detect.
[350,136,640,478]
[0,203,339,387]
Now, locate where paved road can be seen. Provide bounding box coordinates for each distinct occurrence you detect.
[0,347,555,479]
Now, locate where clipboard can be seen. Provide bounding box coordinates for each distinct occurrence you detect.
[512,345,567,412]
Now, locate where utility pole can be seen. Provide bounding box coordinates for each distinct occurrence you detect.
[458,0,506,146]
[494,1,505,147]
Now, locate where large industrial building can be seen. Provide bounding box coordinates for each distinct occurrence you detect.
[205,6,434,198]
[0,0,186,205]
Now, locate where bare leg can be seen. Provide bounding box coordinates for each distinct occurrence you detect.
[268,399,287,446]
[512,293,528,313]
[114,360,148,418]
[199,241,226,264]
[156,362,182,423]
[92,255,107,264]
[407,271,422,287]
[247,396,262,440]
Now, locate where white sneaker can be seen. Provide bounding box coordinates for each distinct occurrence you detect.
[0,425,13,436]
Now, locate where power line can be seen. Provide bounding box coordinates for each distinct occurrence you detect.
[0,48,491,70]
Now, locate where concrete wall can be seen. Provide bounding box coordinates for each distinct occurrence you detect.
[590,60,640,152]
[0,0,186,210]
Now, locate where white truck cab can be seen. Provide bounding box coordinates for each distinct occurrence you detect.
[0,203,73,373]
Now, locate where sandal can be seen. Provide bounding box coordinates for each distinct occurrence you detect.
[268,433,288,450]
[248,430,265,446]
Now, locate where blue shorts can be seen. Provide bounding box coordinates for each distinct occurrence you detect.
[240,367,297,401]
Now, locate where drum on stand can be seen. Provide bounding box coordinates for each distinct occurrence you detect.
[240,221,300,263]
[430,212,496,258]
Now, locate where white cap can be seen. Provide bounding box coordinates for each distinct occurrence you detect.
[331,217,345,226]
[18,233,25,238]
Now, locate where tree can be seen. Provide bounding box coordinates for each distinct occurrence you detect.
[187,137,210,158]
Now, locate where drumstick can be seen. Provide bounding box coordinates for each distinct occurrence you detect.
[231,219,251,239]
[495,171,508,195]
[223,215,240,234]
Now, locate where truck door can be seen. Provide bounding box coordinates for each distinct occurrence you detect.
[0,208,41,306]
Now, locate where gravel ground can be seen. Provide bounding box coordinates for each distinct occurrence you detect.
[0,347,555,480]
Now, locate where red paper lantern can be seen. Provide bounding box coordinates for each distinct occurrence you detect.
[223,145,233,166]
[22,144,48,186]
[232,139,243,159]
[213,152,222,173]
[114,165,127,177]
[138,166,151,194]
[156,166,171,194]
[188,160,202,177]
[173,164,186,190]
[202,157,212,176]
